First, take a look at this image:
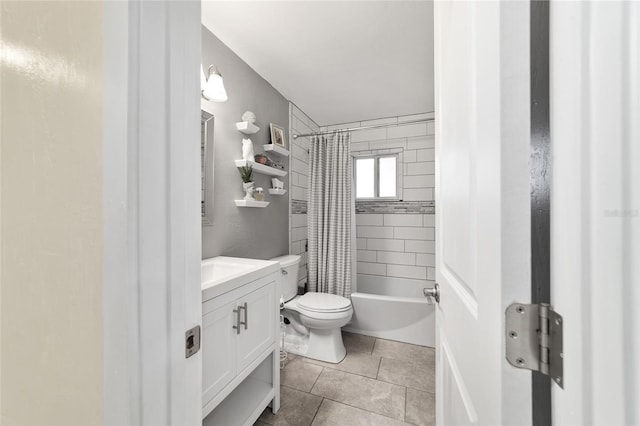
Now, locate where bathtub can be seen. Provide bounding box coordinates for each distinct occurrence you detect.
[344,274,435,347]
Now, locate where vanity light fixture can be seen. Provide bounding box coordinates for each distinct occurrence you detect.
[201,64,228,102]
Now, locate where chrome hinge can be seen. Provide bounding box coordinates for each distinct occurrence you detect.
[505,303,563,388]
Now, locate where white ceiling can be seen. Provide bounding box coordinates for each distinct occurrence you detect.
[202,1,434,126]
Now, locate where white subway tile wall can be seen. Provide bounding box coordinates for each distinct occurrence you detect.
[356,213,436,280]
[291,108,437,285]
[327,114,436,281]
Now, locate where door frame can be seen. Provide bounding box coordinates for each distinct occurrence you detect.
[529,1,552,424]
[103,1,202,424]
[550,1,640,423]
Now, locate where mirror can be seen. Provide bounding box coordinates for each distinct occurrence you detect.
[202,110,215,225]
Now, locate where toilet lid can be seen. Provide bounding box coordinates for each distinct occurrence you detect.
[297,292,352,313]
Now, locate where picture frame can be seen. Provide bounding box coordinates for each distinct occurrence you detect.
[269,123,287,149]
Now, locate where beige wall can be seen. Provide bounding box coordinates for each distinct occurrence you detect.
[1,2,103,424]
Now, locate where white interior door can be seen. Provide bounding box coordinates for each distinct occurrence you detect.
[103,1,202,424]
[550,1,640,424]
[434,1,532,424]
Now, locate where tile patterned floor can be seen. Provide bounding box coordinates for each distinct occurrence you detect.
[255,332,435,426]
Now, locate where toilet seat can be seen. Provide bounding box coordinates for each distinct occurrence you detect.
[297,292,352,313]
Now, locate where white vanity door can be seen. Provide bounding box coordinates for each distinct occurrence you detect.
[237,282,277,373]
[202,298,238,406]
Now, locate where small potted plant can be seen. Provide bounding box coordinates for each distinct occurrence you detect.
[238,165,255,201]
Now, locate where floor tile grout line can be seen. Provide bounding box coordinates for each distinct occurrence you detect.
[306,358,407,392]
[296,355,383,380]
[374,374,435,394]
[319,396,407,423]
[308,366,324,393]
[309,397,324,426]
[404,386,408,423]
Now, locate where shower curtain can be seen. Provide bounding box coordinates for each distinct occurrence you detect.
[307,131,353,298]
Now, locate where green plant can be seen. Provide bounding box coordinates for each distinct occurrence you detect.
[238,165,253,183]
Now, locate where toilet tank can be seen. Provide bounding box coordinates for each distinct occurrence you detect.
[270,254,301,302]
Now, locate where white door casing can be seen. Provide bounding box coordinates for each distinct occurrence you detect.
[550,1,640,424]
[103,1,202,425]
[434,1,532,424]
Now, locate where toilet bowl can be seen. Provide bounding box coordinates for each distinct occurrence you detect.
[271,255,353,363]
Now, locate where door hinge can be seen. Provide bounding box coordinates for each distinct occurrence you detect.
[185,325,201,359]
[505,303,563,388]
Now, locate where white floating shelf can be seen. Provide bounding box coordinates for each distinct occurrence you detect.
[268,189,287,195]
[263,144,289,157]
[234,200,270,208]
[235,160,287,177]
[235,121,260,135]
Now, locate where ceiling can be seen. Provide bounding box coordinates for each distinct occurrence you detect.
[202,1,434,126]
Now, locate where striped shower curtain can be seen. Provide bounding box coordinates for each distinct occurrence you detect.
[307,131,352,297]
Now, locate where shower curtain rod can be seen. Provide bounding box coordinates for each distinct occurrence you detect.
[292,117,435,139]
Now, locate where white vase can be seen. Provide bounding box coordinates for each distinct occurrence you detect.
[243,181,256,201]
[242,138,254,161]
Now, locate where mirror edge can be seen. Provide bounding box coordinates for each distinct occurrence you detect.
[201,103,215,226]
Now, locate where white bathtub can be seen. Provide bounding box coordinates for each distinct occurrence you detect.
[344,274,435,347]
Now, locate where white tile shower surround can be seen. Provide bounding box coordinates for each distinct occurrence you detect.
[288,105,436,288]
[324,112,436,203]
[356,213,436,282]
[255,331,435,426]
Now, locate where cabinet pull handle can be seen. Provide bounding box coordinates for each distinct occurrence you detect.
[239,302,248,330]
[232,307,241,334]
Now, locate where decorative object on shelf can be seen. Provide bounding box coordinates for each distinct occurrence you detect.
[254,153,284,170]
[254,187,264,201]
[241,111,257,124]
[271,178,284,190]
[242,138,254,161]
[268,158,285,170]
[254,153,268,164]
[201,64,228,102]
[238,165,255,201]
[270,123,287,149]
[242,182,255,201]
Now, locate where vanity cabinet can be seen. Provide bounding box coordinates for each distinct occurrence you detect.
[202,270,280,425]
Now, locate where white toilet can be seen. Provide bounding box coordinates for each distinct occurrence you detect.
[271,254,353,363]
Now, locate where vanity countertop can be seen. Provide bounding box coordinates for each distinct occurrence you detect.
[201,256,280,302]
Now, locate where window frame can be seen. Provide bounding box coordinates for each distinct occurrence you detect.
[354,153,400,201]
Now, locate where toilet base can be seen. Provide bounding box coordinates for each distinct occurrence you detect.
[282,312,347,364]
[306,327,347,363]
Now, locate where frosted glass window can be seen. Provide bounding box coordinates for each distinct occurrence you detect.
[355,155,398,199]
[356,158,375,198]
[378,157,397,197]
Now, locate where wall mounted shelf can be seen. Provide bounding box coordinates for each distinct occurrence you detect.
[267,189,287,196]
[263,144,289,157]
[235,160,287,177]
[235,122,260,135]
[234,200,270,208]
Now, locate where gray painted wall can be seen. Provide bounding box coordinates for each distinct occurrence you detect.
[202,27,289,260]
